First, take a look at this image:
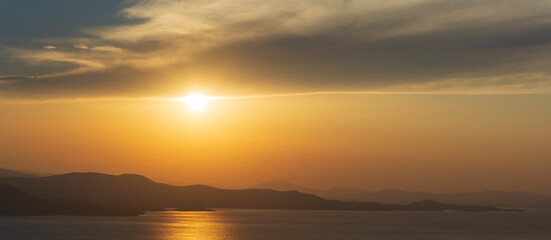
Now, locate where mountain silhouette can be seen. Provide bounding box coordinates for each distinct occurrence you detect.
[0,184,143,216]
[0,172,521,214]
[252,181,551,208]
[0,168,40,178]
[251,180,320,194]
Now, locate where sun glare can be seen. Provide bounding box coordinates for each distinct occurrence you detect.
[182,93,209,112]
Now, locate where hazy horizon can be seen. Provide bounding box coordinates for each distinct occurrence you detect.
[2,165,551,195]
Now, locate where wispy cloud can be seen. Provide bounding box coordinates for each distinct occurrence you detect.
[0,75,36,81]
[43,45,57,49]
[73,43,89,50]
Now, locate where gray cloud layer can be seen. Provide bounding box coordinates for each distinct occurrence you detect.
[1,0,551,99]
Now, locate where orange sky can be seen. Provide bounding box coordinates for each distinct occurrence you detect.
[2,94,550,194]
[1,0,551,194]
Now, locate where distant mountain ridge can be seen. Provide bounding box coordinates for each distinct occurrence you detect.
[0,172,520,214]
[251,180,551,208]
[0,168,41,178]
[251,180,320,194]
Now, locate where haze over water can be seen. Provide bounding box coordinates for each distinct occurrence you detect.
[1,209,550,240]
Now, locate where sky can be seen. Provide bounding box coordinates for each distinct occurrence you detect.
[1,0,550,193]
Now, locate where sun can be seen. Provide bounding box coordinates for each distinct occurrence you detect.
[182,93,209,112]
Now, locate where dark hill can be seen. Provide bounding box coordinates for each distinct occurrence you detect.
[0,184,143,216]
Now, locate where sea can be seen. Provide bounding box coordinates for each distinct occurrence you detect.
[1,209,550,240]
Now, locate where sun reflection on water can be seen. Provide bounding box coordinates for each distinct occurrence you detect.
[162,211,228,240]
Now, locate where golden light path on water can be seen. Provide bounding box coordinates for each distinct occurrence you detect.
[162,211,226,240]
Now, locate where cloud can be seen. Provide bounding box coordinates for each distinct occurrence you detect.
[73,44,89,50]
[1,0,551,100]
[0,75,36,82]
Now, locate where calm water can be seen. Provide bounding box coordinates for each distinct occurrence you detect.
[1,209,550,240]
